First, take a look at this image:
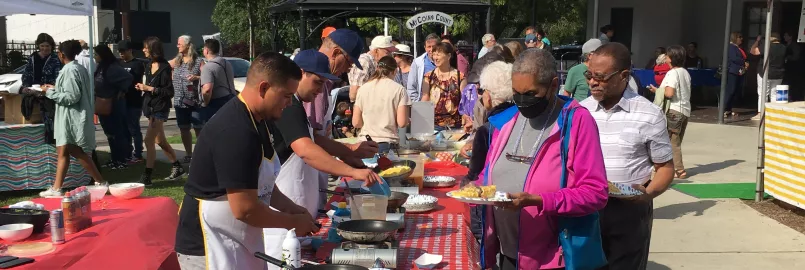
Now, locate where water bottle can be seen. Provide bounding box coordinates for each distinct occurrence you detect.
[697,59,702,69]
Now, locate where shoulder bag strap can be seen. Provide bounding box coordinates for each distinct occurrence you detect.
[207,60,237,96]
[559,108,577,188]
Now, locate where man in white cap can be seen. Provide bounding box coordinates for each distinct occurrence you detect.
[392,44,414,87]
[348,35,397,102]
[563,38,603,101]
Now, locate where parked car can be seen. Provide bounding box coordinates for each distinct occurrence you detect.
[226,57,250,92]
[0,65,27,95]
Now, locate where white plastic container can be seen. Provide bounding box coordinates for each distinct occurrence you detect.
[775,85,789,103]
[348,194,388,220]
[282,228,301,268]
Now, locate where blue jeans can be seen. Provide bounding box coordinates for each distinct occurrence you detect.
[127,106,144,158]
[203,94,234,121]
[99,99,132,163]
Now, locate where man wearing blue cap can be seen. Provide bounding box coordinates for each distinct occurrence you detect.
[264,49,381,264]
[302,28,364,137]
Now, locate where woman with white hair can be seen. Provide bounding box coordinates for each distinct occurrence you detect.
[462,61,516,242]
[171,35,203,164]
[462,61,514,183]
[477,33,496,59]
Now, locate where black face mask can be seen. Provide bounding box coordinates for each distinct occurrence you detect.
[513,92,549,119]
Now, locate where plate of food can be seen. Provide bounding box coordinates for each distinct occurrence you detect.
[608,182,644,198]
[446,183,511,205]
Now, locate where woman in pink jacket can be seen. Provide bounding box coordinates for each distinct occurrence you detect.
[479,49,608,270]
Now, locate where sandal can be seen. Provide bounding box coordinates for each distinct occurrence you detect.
[675,169,688,179]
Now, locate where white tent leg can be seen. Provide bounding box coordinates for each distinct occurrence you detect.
[756,0,774,202]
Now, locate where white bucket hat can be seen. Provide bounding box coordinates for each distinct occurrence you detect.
[369,35,398,52]
[392,44,412,56]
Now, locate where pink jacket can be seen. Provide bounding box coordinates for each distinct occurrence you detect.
[478,97,608,269]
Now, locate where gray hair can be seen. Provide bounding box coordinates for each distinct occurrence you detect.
[479,61,513,107]
[512,49,556,87]
[425,33,441,42]
[174,35,198,67]
[482,34,495,44]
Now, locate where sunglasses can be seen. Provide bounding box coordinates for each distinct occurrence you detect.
[505,153,534,164]
[583,70,624,82]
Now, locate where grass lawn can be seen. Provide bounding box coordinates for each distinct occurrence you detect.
[0,151,187,206]
[166,133,196,145]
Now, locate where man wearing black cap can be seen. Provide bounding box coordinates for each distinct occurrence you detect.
[269,49,381,220]
[117,40,145,162]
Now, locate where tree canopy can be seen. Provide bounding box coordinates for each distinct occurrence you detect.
[211,0,588,55]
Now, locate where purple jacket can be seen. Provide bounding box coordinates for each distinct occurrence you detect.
[478,97,608,269]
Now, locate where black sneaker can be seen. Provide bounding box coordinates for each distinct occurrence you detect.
[139,173,153,186]
[181,156,192,164]
[110,162,127,170]
[165,165,186,181]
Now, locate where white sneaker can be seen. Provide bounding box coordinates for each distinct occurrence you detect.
[39,187,63,198]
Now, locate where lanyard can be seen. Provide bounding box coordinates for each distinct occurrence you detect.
[237,94,271,158]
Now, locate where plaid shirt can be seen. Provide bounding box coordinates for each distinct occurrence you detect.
[348,53,376,87]
[580,88,673,185]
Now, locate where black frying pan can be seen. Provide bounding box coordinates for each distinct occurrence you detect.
[254,252,368,270]
[336,220,399,243]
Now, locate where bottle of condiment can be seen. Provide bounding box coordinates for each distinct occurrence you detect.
[62,191,77,234]
[80,187,92,228]
[327,202,351,243]
[282,228,301,268]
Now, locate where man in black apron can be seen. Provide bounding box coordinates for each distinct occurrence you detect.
[175,52,319,270]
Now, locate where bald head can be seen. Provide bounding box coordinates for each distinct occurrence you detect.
[512,49,557,88]
[246,52,302,88]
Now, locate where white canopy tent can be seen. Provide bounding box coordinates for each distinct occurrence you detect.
[0,0,96,89]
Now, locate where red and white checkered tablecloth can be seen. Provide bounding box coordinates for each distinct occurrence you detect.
[303,212,480,270]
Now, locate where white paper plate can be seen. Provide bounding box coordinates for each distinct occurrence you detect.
[446,191,511,205]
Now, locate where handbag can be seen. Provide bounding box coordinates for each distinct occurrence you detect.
[557,108,607,270]
[94,97,112,115]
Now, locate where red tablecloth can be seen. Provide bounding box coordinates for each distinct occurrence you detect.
[1,197,180,270]
[307,162,480,270]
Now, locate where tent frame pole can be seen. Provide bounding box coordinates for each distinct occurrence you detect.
[756,0,774,202]
[718,0,732,125]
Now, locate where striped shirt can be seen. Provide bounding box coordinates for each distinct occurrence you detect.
[580,88,673,185]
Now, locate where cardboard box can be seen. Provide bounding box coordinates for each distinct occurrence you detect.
[0,93,42,124]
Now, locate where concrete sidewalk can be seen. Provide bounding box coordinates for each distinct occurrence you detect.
[114,122,805,269]
[648,123,805,269]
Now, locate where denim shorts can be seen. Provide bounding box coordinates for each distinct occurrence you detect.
[144,110,169,122]
[175,107,205,129]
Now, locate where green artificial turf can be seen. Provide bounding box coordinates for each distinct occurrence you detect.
[672,183,770,200]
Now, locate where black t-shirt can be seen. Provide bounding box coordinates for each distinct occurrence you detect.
[176,97,275,256]
[760,42,787,80]
[120,58,145,108]
[268,96,312,164]
[684,56,703,68]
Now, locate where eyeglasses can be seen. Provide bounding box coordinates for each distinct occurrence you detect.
[505,153,534,163]
[477,87,486,95]
[584,70,624,82]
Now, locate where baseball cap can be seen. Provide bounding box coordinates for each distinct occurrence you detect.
[392,44,412,56]
[327,29,365,70]
[524,34,538,43]
[322,26,336,39]
[117,40,133,51]
[293,49,341,81]
[582,38,603,54]
[369,36,398,52]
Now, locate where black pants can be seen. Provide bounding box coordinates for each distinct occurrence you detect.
[98,98,132,163]
[499,254,517,270]
[598,198,654,270]
[723,73,743,112]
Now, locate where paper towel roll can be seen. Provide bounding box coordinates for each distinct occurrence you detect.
[263,228,288,270]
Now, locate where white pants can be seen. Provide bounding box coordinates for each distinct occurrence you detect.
[757,74,783,112]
